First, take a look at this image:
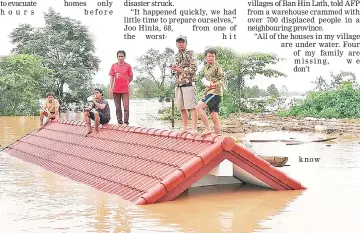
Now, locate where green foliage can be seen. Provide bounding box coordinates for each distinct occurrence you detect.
[244,85,268,98]
[0,54,52,116]
[159,104,181,121]
[267,84,280,97]
[134,47,175,100]
[196,46,286,113]
[278,81,360,118]
[9,8,100,104]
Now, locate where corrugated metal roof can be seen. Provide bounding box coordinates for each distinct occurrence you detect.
[3,120,305,204]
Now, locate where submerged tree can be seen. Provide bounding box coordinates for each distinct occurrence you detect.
[9,8,100,104]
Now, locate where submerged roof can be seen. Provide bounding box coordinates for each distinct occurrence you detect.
[4,120,305,204]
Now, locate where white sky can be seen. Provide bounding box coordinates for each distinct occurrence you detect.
[0,0,360,92]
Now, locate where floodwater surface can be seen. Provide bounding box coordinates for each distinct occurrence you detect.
[0,100,360,233]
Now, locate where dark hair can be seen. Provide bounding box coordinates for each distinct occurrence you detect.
[94,88,103,95]
[204,48,217,56]
[117,50,126,57]
[46,92,55,97]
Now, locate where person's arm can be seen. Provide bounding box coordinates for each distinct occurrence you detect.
[41,100,47,111]
[128,66,133,83]
[109,65,115,94]
[110,75,114,89]
[211,66,225,89]
[93,100,106,110]
[54,100,60,117]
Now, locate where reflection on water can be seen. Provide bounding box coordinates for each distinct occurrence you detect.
[0,100,360,233]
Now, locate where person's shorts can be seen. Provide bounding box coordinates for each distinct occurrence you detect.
[89,111,110,124]
[202,94,222,113]
[175,84,197,110]
[42,111,56,120]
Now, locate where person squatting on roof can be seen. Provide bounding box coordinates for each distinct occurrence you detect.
[109,50,133,126]
[171,35,198,134]
[197,48,225,135]
[39,92,59,130]
[84,88,111,135]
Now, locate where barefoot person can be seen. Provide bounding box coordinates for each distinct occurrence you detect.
[39,92,59,129]
[172,35,198,134]
[197,48,225,135]
[109,50,133,125]
[84,88,110,134]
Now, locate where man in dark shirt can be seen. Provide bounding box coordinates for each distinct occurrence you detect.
[84,88,111,134]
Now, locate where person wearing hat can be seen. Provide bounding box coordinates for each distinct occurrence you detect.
[84,88,111,134]
[171,35,198,134]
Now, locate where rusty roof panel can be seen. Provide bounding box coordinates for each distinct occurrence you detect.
[4,120,305,204]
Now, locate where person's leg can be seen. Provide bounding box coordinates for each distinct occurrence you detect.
[175,87,188,132]
[98,112,109,125]
[39,111,47,127]
[84,111,93,133]
[122,93,130,125]
[94,111,100,132]
[209,96,222,134]
[197,100,211,135]
[183,86,198,133]
[210,112,221,134]
[113,93,123,124]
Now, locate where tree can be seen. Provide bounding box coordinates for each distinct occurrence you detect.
[267,84,280,97]
[244,85,267,98]
[134,48,175,99]
[9,8,100,104]
[280,85,288,96]
[312,71,359,91]
[312,76,329,91]
[131,77,160,98]
[0,54,52,116]
[330,71,358,89]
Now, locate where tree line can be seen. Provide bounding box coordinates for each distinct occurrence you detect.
[1,8,359,119]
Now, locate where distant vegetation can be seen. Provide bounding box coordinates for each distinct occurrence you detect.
[1,8,358,120]
[278,72,360,119]
[0,8,101,116]
[0,54,51,116]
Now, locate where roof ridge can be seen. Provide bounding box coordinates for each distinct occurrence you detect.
[57,119,227,144]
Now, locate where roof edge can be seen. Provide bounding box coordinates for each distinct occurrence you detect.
[231,144,306,190]
[56,119,226,143]
[134,142,225,205]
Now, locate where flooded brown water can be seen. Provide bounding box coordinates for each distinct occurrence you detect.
[1,100,360,233]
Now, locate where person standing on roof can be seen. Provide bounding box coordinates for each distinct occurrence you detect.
[171,35,198,134]
[197,48,225,135]
[84,88,111,134]
[109,50,133,126]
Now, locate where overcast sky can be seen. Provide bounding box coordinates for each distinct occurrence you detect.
[0,0,360,92]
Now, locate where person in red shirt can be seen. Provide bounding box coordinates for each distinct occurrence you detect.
[109,50,133,125]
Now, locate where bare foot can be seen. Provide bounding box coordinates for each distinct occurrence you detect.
[201,129,212,136]
[85,129,92,136]
[177,128,188,136]
[189,129,199,135]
